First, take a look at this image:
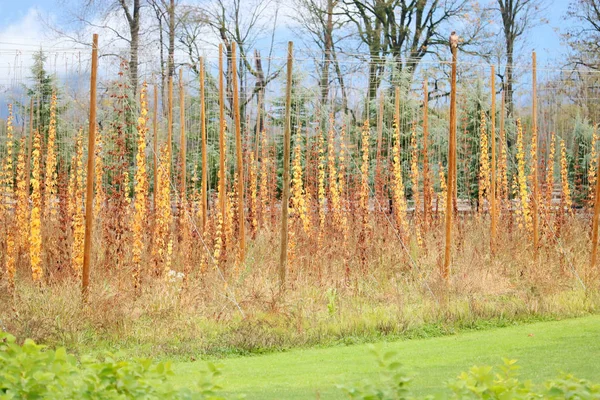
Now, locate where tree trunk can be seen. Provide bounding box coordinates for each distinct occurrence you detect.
[168,0,175,79]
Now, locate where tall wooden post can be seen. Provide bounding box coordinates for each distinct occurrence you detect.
[444,36,458,281]
[591,140,600,272]
[375,92,384,206]
[218,44,226,219]
[82,33,98,299]
[179,69,186,201]
[167,74,173,177]
[232,42,246,262]
[255,92,262,160]
[153,83,158,211]
[200,58,208,228]
[490,66,497,253]
[532,51,540,262]
[423,81,431,227]
[279,41,294,290]
[500,86,506,204]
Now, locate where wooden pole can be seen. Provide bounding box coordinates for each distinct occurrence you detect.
[591,138,600,272]
[153,83,158,211]
[279,41,294,289]
[179,69,186,202]
[25,97,34,192]
[200,58,208,228]
[500,87,506,204]
[443,38,458,281]
[82,33,98,299]
[423,80,431,227]
[255,91,262,160]
[490,66,497,253]
[218,44,226,219]
[167,73,173,177]
[232,42,246,262]
[231,42,246,263]
[375,92,384,205]
[532,51,540,262]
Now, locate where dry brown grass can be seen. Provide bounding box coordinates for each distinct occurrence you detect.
[1,210,598,360]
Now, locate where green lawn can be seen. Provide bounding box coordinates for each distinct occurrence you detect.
[172,315,600,399]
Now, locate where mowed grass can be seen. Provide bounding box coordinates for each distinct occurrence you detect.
[172,315,600,399]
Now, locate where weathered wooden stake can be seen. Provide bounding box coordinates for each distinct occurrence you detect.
[443,36,458,281]
[500,88,506,204]
[167,74,173,177]
[532,51,540,262]
[423,81,431,227]
[375,92,384,206]
[279,41,294,290]
[200,58,208,228]
[232,42,246,262]
[153,83,158,211]
[179,69,186,202]
[490,66,497,253]
[218,44,226,219]
[82,33,98,299]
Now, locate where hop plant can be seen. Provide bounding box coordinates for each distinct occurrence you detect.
[44,92,59,219]
[291,134,310,235]
[560,139,573,215]
[478,110,490,214]
[545,132,557,213]
[153,143,173,276]
[132,82,149,289]
[1,104,15,217]
[15,137,29,252]
[360,120,371,218]
[29,130,43,282]
[94,130,105,221]
[410,121,422,246]
[438,163,447,219]
[70,130,85,275]
[248,151,258,235]
[317,126,326,243]
[498,123,509,205]
[327,121,341,230]
[258,128,269,228]
[337,125,348,241]
[392,118,409,241]
[588,126,598,203]
[515,119,532,232]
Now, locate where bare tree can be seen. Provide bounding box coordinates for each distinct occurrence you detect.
[291,0,351,111]
[341,0,473,100]
[197,0,283,124]
[494,0,548,116]
[52,0,144,95]
[565,0,600,70]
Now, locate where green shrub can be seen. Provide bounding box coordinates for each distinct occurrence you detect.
[338,349,600,400]
[336,345,413,400]
[0,331,227,399]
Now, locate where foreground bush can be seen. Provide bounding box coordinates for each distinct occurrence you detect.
[339,346,600,399]
[0,332,225,399]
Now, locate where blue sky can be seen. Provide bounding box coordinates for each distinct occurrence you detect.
[0,0,574,67]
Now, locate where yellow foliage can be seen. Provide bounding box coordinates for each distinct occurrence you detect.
[153,143,172,275]
[71,130,85,274]
[560,139,572,215]
[392,118,409,241]
[44,93,58,219]
[479,110,490,214]
[29,130,43,282]
[133,83,149,287]
[515,119,531,231]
